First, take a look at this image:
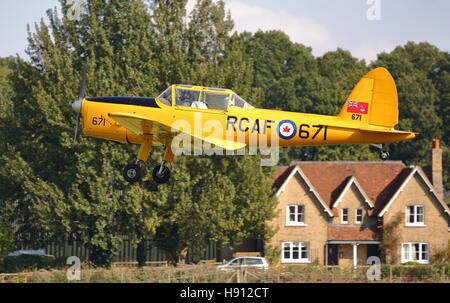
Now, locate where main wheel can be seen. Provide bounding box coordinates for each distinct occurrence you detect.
[152,164,171,184]
[379,151,390,161]
[123,163,142,183]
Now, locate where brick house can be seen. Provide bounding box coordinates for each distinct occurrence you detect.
[265,140,449,266]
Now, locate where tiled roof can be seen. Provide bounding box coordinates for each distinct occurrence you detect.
[328,225,380,241]
[273,165,294,192]
[274,161,408,213]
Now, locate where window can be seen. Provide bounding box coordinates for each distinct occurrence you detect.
[401,242,429,264]
[355,208,363,224]
[157,86,172,106]
[286,205,305,226]
[202,91,229,110]
[229,258,243,266]
[175,88,201,107]
[230,94,252,108]
[282,242,309,263]
[341,208,349,224]
[243,258,263,265]
[406,205,425,226]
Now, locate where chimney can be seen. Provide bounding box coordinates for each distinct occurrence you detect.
[430,139,444,201]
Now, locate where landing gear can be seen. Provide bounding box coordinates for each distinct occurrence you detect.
[122,140,174,184]
[123,162,144,183]
[152,162,171,184]
[371,144,390,161]
[379,151,390,161]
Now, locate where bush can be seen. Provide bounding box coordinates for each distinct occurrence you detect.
[263,245,280,265]
[431,242,450,263]
[380,263,449,281]
[0,222,15,255]
[0,254,67,273]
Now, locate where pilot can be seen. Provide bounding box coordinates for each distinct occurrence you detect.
[191,99,208,109]
[180,91,192,107]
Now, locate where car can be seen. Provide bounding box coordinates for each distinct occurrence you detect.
[7,249,55,259]
[217,256,269,272]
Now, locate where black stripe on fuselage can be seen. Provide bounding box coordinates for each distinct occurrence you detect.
[86,96,160,108]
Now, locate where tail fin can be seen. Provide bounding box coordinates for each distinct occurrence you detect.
[338,67,398,128]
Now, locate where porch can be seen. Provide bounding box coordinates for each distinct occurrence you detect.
[326,240,380,267]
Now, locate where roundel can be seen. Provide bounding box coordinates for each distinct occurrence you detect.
[277,120,297,139]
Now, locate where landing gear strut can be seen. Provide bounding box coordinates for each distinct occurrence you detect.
[151,145,175,184]
[371,144,390,161]
[122,139,174,184]
[152,161,171,184]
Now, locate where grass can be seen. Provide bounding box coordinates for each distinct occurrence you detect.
[1,263,449,283]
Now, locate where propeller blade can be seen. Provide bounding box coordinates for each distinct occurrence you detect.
[74,63,87,143]
[74,112,81,142]
[78,64,87,100]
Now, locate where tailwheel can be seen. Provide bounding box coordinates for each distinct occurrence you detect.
[152,162,171,184]
[123,162,143,183]
[379,151,390,161]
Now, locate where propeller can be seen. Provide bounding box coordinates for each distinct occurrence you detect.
[72,64,87,142]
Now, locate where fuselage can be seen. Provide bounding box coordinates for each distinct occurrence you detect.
[80,97,415,148]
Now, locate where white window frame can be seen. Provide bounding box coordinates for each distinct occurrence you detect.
[341,208,349,224]
[285,205,306,226]
[405,205,426,226]
[355,208,363,224]
[281,242,310,263]
[401,242,429,264]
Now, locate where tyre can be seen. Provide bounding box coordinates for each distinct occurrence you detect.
[123,163,142,183]
[379,151,390,161]
[152,164,171,184]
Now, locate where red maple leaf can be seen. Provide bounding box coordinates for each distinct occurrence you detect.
[282,125,291,133]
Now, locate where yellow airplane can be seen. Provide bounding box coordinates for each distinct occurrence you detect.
[71,67,415,184]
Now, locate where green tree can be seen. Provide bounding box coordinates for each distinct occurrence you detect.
[186,0,233,84]
[0,0,162,266]
[149,0,189,89]
[0,57,13,120]
[154,156,276,264]
[0,219,14,255]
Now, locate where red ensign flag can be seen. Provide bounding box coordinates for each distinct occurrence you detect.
[346,101,369,114]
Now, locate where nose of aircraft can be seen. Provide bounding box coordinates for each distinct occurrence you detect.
[72,99,82,113]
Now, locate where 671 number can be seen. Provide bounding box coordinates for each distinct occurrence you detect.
[352,114,362,121]
[92,116,106,126]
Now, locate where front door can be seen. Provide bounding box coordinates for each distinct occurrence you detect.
[327,244,338,265]
[367,244,380,260]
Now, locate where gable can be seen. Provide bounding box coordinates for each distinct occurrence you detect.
[275,167,334,217]
[332,176,374,209]
[378,167,450,218]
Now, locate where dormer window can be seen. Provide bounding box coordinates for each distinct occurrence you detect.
[406,205,425,226]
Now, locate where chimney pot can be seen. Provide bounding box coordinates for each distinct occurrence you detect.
[432,139,440,149]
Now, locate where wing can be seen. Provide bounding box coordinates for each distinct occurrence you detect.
[108,112,173,146]
[108,112,246,150]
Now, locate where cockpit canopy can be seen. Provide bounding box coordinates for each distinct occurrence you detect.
[157,84,252,110]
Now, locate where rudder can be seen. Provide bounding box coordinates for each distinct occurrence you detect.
[338,67,398,128]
